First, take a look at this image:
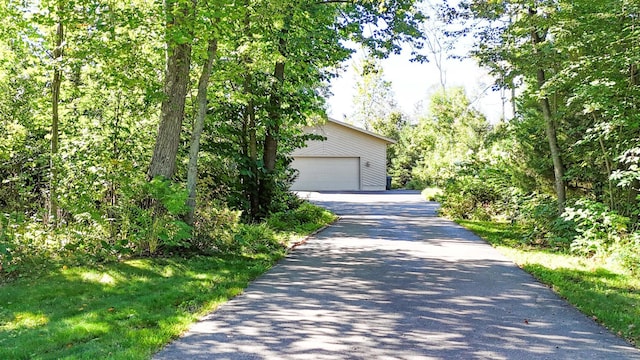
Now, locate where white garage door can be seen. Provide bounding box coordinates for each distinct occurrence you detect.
[290,157,360,191]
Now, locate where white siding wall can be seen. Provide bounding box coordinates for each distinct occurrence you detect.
[292,121,390,191]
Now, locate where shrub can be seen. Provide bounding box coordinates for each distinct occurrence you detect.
[612,232,640,275]
[421,187,443,201]
[439,176,501,220]
[0,212,63,277]
[562,199,629,258]
[117,177,193,255]
[266,201,333,231]
[268,188,305,215]
[234,223,284,255]
[192,203,241,253]
[439,189,476,219]
[518,194,575,249]
[192,200,333,255]
[405,178,428,190]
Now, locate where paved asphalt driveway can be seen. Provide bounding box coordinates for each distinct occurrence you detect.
[154,191,640,359]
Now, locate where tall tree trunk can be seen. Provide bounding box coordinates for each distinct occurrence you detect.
[185,38,217,225]
[530,8,566,213]
[257,19,289,219]
[246,89,260,219]
[511,85,517,120]
[263,60,285,173]
[257,58,285,218]
[50,18,63,228]
[539,87,566,212]
[148,0,194,180]
[238,1,262,219]
[423,24,446,93]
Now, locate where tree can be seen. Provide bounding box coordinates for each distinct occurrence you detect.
[370,111,408,169]
[444,0,640,218]
[0,0,430,264]
[49,2,64,227]
[147,0,196,180]
[186,37,217,225]
[422,1,451,93]
[449,1,568,211]
[207,0,428,220]
[527,6,566,212]
[0,0,49,213]
[390,87,489,188]
[350,54,399,131]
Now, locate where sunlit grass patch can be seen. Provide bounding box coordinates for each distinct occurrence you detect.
[458,219,640,347]
[3,312,49,331]
[0,202,336,359]
[0,254,276,359]
[80,271,117,285]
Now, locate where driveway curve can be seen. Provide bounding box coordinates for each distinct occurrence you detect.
[154,191,639,359]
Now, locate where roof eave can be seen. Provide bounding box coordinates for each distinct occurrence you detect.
[324,118,397,144]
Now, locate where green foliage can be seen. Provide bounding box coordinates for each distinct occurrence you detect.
[440,175,500,221]
[0,0,427,278]
[450,0,640,212]
[421,0,640,286]
[192,203,242,254]
[214,201,336,255]
[267,201,336,232]
[562,200,629,258]
[518,194,575,249]
[233,223,283,255]
[350,54,399,131]
[436,156,577,249]
[438,157,639,274]
[421,187,443,202]
[612,232,640,276]
[436,151,527,223]
[134,178,193,253]
[145,178,190,216]
[189,200,334,256]
[0,176,195,276]
[0,213,58,276]
[611,147,640,191]
[390,87,490,189]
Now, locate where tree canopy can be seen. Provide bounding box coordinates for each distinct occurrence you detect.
[0,0,427,271]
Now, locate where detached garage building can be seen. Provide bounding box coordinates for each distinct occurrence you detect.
[290,118,395,191]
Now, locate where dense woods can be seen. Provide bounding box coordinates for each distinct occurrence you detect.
[365,0,639,274]
[0,0,426,274]
[2,0,639,278]
[445,0,640,271]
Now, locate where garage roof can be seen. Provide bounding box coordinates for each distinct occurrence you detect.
[317,118,397,144]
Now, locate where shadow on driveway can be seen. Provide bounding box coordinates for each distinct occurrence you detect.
[154,192,640,359]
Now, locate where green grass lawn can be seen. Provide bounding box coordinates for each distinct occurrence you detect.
[0,255,281,359]
[0,205,336,359]
[459,220,640,347]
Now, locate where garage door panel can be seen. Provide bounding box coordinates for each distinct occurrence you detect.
[290,157,359,191]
